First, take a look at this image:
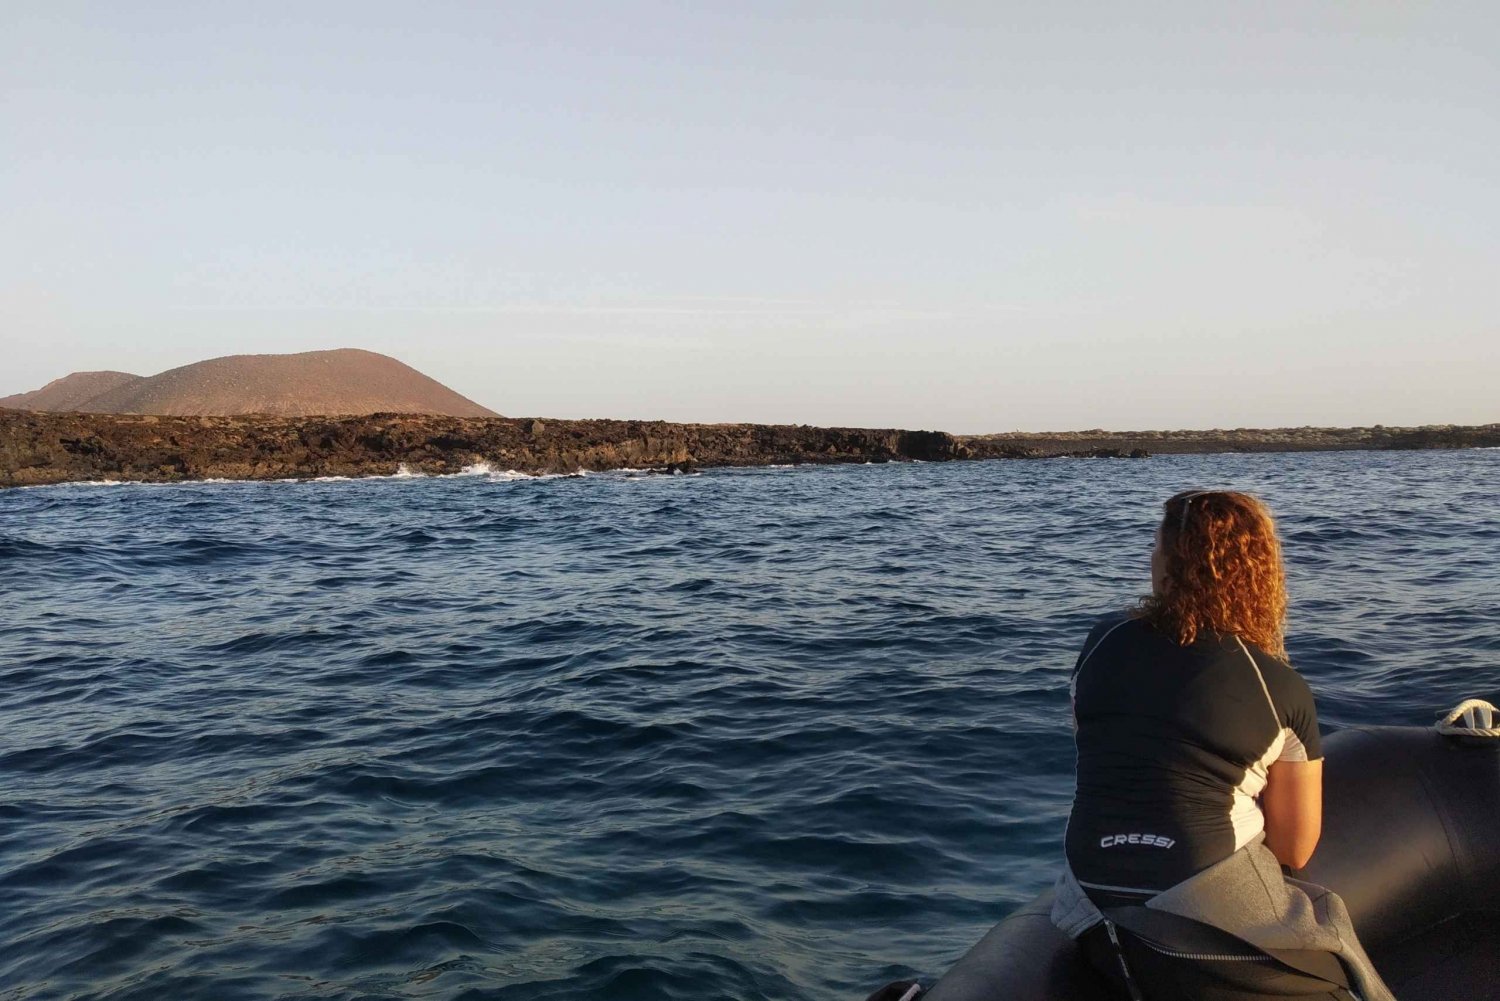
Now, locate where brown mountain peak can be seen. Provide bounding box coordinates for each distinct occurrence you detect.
[0,371,144,412]
[3,349,499,418]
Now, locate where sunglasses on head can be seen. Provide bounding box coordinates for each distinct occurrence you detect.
[1176,491,1215,533]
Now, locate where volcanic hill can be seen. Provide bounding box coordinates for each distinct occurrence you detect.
[0,349,498,418]
[0,371,145,412]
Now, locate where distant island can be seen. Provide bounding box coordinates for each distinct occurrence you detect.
[961,424,1500,458]
[0,348,496,418]
[1,349,1495,487]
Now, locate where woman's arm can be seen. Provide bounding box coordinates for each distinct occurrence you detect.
[1262,759,1323,870]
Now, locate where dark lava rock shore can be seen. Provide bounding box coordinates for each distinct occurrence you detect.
[3,410,1495,488]
[961,423,1500,457]
[0,410,969,487]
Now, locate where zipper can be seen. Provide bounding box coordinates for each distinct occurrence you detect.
[1136,939,1276,963]
[1103,920,1145,1001]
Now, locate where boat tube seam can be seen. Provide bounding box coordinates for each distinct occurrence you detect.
[1408,759,1481,918]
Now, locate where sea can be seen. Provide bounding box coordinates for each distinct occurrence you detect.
[2,450,1496,1001]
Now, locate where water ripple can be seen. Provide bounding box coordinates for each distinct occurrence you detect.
[1,451,1496,999]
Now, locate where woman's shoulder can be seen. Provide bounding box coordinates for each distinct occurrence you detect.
[1237,639,1304,685]
[1237,640,1322,756]
[1236,640,1318,714]
[1088,608,1140,632]
[1080,609,1139,645]
[1073,610,1147,674]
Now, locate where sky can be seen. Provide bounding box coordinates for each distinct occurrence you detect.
[3,2,1496,433]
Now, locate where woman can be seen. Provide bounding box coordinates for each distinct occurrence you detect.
[1052,490,1392,1001]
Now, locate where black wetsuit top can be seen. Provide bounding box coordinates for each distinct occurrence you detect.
[1065,613,1322,904]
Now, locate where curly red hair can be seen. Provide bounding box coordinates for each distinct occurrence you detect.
[1138,490,1288,658]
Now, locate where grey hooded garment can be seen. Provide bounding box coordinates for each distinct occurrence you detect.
[1052,838,1396,1001]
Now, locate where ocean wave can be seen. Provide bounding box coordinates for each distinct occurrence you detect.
[0,450,1494,1000]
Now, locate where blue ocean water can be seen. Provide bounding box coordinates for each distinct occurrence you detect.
[2,451,1496,1001]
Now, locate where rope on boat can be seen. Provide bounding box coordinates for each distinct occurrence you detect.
[1435,699,1500,738]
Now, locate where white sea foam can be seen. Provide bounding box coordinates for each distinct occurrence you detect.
[609,467,688,479]
[489,468,584,481]
[18,462,600,491]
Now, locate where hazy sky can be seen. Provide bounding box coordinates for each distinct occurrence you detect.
[4,2,1496,432]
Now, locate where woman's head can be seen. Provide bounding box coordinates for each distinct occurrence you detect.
[1141,490,1288,657]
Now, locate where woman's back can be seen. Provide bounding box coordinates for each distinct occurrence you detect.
[1066,613,1321,900]
[1046,491,1390,1000]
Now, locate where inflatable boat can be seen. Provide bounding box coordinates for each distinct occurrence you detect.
[872,706,1499,1001]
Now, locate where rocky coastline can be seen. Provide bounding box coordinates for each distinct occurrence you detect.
[1,409,1495,488]
[0,410,966,487]
[960,423,1500,457]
